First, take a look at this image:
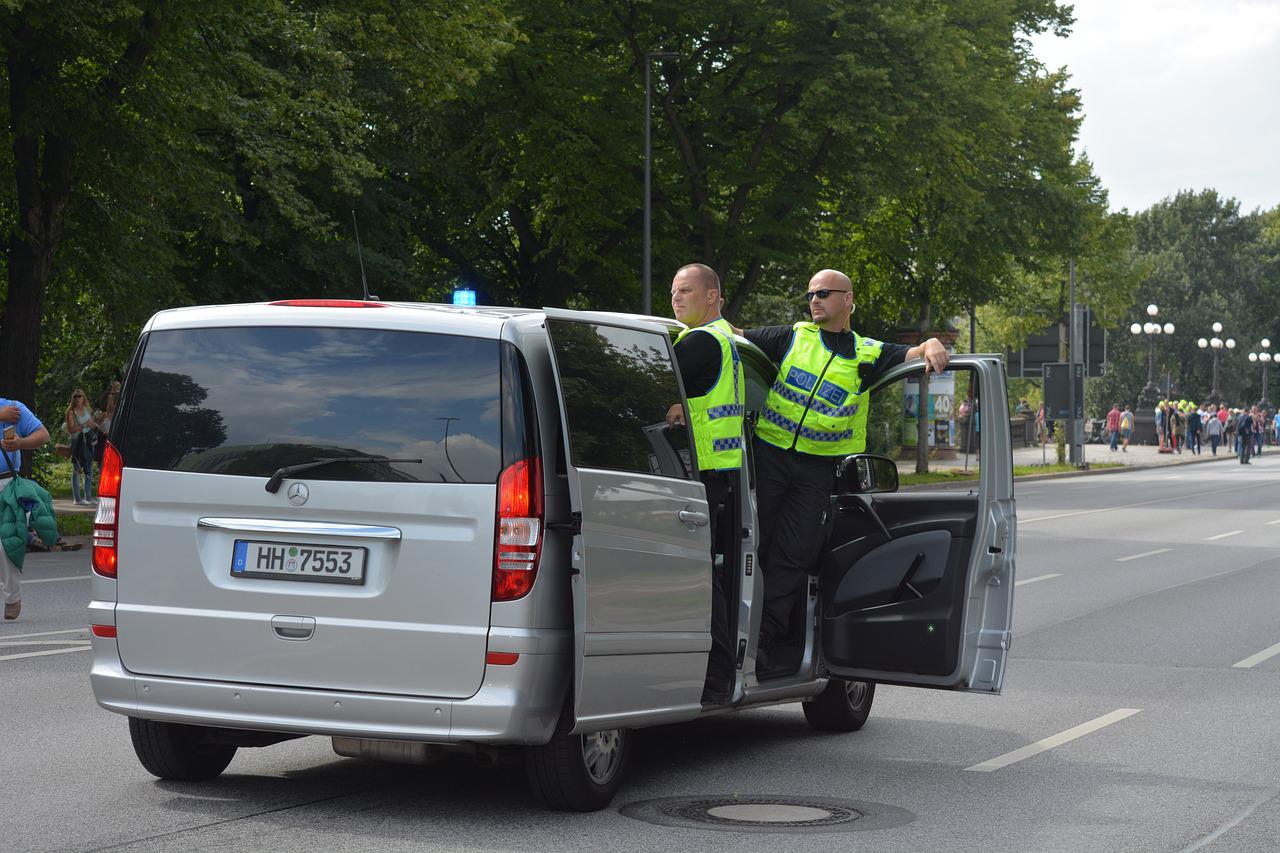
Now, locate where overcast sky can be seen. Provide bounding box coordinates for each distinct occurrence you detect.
[1031,0,1280,214]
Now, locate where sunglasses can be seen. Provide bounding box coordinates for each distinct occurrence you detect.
[805,289,850,302]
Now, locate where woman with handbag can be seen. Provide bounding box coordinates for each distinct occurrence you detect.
[64,388,98,506]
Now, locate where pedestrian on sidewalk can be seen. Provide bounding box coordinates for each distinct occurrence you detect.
[0,397,52,621]
[1167,403,1182,453]
[1205,405,1223,455]
[1035,401,1047,446]
[1186,404,1202,455]
[1237,408,1254,464]
[1120,405,1134,452]
[1155,402,1167,449]
[1251,406,1264,456]
[1106,403,1122,451]
[63,389,99,506]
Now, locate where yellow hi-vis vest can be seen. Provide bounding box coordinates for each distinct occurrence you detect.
[757,322,884,456]
[676,317,745,470]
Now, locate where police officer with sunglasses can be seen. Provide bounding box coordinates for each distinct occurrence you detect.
[738,269,949,675]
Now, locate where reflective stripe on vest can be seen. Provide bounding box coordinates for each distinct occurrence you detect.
[676,317,745,470]
[756,322,883,456]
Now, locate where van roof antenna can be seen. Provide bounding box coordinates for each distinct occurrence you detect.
[352,210,378,301]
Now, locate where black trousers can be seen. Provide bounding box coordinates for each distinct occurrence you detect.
[701,471,736,689]
[753,439,838,645]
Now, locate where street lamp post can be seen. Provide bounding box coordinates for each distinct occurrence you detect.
[642,50,678,316]
[1129,303,1172,408]
[1196,322,1235,406]
[1248,338,1272,410]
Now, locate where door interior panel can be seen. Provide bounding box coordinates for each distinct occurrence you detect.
[819,493,979,677]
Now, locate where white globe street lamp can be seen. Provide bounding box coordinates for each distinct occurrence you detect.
[1197,322,1233,404]
[1248,338,1273,409]
[1130,304,1169,406]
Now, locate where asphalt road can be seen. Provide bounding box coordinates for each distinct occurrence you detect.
[3,451,1278,852]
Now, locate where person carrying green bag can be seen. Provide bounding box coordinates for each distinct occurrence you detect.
[0,398,54,620]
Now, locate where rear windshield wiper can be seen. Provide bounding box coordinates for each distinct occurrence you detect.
[265,456,422,493]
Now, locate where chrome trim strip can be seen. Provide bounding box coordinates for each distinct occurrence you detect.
[197,517,402,540]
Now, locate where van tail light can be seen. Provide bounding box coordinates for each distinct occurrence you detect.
[492,457,543,601]
[92,442,123,578]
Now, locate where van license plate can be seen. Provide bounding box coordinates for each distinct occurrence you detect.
[231,540,367,585]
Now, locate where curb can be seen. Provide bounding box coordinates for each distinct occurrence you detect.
[900,447,1244,492]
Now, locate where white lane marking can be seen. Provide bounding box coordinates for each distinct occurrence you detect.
[1205,530,1244,541]
[1020,481,1271,524]
[0,640,94,647]
[1116,548,1172,563]
[0,628,86,640]
[964,708,1142,772]
[1015,573,1062,587]
[23,574,91,584]
[0,646,91,662]
[1232,641,1280,669]
[1267,519,1280,526]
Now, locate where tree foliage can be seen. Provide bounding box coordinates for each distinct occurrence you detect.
[1087,190,1274,411]
[1,0,516,410]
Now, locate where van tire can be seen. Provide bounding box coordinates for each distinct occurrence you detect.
[525,709,630,812]
[129,717,237,781]
[802,678,875,732]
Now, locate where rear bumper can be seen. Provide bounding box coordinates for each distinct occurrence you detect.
[89,635,567,745]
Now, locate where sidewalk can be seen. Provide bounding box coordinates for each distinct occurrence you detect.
[52,497,97,516]
[904,439,1250,477]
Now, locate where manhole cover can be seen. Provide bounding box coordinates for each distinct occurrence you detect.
[620,795,915,834]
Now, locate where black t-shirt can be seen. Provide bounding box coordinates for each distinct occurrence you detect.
[744,325,909,389]
[672,327,725,398]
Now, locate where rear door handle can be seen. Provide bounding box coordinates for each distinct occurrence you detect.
[678,508,710,527]
[271,615,316,641]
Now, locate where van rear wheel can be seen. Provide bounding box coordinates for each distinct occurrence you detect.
[802,678,875,732]
[525,711,630,812]
[128,717,237,781]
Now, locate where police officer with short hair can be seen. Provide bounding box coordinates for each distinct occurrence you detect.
[666,262,744,703]
[741,269,950,672]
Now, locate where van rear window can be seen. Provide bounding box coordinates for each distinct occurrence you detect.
[117,326,501,484]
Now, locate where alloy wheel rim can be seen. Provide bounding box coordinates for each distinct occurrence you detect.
[845,680,868,708]
[581,729,623,784]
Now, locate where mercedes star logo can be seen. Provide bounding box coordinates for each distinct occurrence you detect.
[286,482,310,506]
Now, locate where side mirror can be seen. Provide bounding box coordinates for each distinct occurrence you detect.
[835,453,899,495]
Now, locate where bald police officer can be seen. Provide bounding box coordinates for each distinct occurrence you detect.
[742,269,949,673]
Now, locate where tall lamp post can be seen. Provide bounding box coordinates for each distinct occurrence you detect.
[1248,338,1272,410]
[642,50,678,316]
[1195,322,1235,405]
[1129,303,1173,407]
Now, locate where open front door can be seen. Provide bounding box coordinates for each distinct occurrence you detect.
[818,356,1015,693]
[542,309,713,732]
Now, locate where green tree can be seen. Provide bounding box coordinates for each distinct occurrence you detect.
[2,0,515,411]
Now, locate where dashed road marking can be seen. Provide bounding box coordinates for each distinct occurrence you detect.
[1267,519,1280,526]
[1205,530,1244,541]
[1015,573,1062,587]
[0,628,86,640]
[964,708,1142,772]
[1233,641,1280,669]
[0,646,91,662]
[1116,548,1172,562]
[0,640,94,647]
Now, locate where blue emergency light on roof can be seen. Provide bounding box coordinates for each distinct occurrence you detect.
[452,288,477,307]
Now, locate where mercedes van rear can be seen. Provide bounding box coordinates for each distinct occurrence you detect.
[90,302,564,745]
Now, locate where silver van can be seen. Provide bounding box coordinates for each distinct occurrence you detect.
[89,300,1016,811]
